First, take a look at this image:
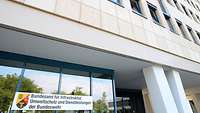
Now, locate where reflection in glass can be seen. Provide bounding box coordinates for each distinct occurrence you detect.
[19,63,60,113]
[59,69,90,113]
[0,59,23,113]
[92,73,114,113]
[61,74,90,95]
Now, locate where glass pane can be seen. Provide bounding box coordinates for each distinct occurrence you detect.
[131,0,141,13]
[116,97,123,113]
[92,73,114,113]
[19,63,60,113]
[123,97,132,113]
[59,69,90,113]
[0,59,23,113]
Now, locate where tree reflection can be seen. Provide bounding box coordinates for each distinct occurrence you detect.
[0,74,111,113]
[93,92,109,113]
[0,74,42,112]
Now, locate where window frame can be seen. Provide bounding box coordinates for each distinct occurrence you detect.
[164,14,175,32]
[130,0,142,14]
[0,51,117,113]
[148,3,160,24]
[108,0,123,6]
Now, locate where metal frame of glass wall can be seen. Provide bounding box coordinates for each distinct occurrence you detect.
[0,51,117,113]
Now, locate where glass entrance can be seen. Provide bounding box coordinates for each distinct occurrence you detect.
[0,51,116,113]
[116,89,146,113]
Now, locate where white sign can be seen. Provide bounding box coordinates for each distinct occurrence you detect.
[11,92,93,110]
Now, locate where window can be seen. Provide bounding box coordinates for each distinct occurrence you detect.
[0,52,116,113]
[110,0,122,5]
[148,3,160,24]
[196,31,200,40]
[196,5,200,11]
[191,1,196,8]
[196,15,200,22]
[187,26,195,42]
[181,5,190,16]
[173,0,182,11]
[176,20,187,39]
[189,100,198,113]
[92,73,114,113]
[164,14,175,32]
[187,0,191,5]
[130,0,142,14]
[189,10,196,21]
[22,63,60,113]
[60,69,90,113]
[0,59,24,113]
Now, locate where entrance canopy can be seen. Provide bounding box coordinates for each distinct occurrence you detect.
[0,26,200,90]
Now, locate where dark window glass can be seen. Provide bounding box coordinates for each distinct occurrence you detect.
[148,4,160,23]
[189,10,196,20]
[130,0,142,14]
[173,0,182,11]
[181,5,190,16]
[196,32,200,40]
[189,100,198,113]
[191,1,196,8]
[164,14,175,32]
[196,15,200,22]
[187,0,190,4]
[196,5,200,11]
[176,21,187,39]
[187,27,195,42]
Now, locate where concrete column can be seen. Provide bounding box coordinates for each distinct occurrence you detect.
[143,65,179,113]
[140,0,151,18]
[166,70,193,113]
[142,89,155,113]
[170,17,182,34]
[182,24,195,42]
[156,4,168,27]
[191,94,200,113]
[160,0,170,13]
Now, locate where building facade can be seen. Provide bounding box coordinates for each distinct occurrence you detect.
[0,0,200,113]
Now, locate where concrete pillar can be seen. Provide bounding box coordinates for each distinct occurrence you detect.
[166,70,193,113]
[140,0,152,18]
[156,4,168,27]
[143,65,179,113]
[192,95,200,113]
[142,89,155,113]
[182,24,195,42]
[170,17,182,34]
[160,0,170,13]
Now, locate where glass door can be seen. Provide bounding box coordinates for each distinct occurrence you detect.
[116,97,135,113]
[116,89,146,113]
